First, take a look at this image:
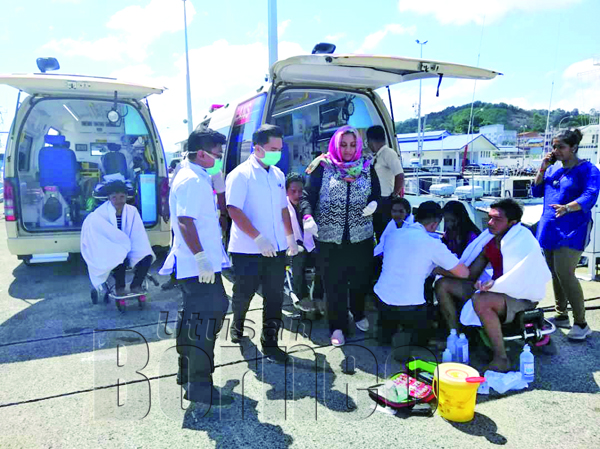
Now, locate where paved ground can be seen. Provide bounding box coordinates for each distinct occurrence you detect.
[0,209,599,449]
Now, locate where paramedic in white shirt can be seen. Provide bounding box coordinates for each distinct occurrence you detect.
[226,124,298,364]
[158,129,233,406]
[367,125,405,240]
[374,201,469,346]
[161,144,228,291]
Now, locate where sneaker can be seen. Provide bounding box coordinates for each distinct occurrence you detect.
[294,298,316,313]
[115,287,127,297]
[331,329,345,347]
[567,324,592,340]
[356,317,369,332]
[262,346,289,363]
[549,314,571,329]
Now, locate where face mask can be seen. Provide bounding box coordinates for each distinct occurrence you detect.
[204,152,223,175]
[258,149,282,166]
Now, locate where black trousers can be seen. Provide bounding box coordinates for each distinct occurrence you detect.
[288,250,324,300]
[113,255,153,289]
[319,239,373,334]
[373,195,393,242]
[176,275,229,387]
[231,252,286,347]
[376,296,428,347]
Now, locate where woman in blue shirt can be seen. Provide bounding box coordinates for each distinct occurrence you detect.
[532,128,600,340]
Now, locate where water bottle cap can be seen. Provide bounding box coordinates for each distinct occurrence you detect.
[524,344,530,351]
[450,329,457,335]
[459,333,466,338]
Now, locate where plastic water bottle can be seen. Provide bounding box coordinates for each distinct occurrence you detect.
[446,329,458,361]
[456,333,469,364]
[520,345,535,382]
[442,348,452,363]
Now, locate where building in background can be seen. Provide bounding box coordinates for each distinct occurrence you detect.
[397,130,499,172]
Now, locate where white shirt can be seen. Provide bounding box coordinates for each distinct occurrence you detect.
[226,154,288,254]
[159,162,230,279]
[374,222,459,306]
[374,145,404,197]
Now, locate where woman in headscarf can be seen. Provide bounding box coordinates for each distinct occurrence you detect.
[300,126,381,346]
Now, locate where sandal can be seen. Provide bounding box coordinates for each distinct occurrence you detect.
[331,329,345,347]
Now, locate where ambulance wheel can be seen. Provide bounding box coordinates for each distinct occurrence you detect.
[91,289,98,305]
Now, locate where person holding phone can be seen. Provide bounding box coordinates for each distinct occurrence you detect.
[532,128,600,340]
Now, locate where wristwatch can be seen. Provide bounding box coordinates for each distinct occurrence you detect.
[565,204,573,213]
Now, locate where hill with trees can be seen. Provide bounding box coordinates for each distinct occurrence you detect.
[395,101,594,134]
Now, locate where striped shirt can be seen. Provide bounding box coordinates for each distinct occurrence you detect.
[116,214,123,230]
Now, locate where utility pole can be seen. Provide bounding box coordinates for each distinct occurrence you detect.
[268,0,278,79]
[416,39,428,196]
[183,0,193,136]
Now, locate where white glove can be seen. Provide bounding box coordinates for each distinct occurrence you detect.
[211,172,226,194]
[286,234,299,257]
[362,201,378,217]
[194,251,215,284]
[254,234,277,257]
[303,216,319,237]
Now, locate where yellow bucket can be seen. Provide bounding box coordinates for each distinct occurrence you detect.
[433,363,485,423]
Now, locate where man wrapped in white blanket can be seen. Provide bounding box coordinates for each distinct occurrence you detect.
[435,199,551,372]
[81,181,155,296]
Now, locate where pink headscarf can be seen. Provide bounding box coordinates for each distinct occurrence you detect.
[305,126,370,182]
[327,126,363,165]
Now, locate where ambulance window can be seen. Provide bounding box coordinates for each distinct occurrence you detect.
[226,94,266,174]
[270,89,385,174]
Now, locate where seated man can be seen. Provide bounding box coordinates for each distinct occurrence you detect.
[435,199,551,372]
[374,201,469,346]
[81,181,155,296]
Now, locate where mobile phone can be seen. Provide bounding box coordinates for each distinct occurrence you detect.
[548,153,557,164]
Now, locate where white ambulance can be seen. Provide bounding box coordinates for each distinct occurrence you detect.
[1,64,171,264]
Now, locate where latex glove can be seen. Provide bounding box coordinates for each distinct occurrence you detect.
[194,251,215,284]
[286,234,299,257]
[303,216,319,237]
[211,172,226,194]
[362,201,378,217]
[254,234,277,257]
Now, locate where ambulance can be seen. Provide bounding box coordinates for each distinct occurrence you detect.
[1,59,171,264]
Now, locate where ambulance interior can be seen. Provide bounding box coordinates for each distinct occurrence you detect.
[270,89,387,174]
[14,98,160,232]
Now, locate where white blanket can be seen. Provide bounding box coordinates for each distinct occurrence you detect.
[287,197,315,252]
[460,223,551,326]
[81,201,155,288]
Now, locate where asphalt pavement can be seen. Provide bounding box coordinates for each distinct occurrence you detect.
[0,210,598,449]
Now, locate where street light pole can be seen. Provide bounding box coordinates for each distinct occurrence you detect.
[183,0,193,136]
[416,39,427,196]
[268,0,278,79]
[558,115,572,130]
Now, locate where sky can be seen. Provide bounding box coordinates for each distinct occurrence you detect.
[1,0,599,153]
